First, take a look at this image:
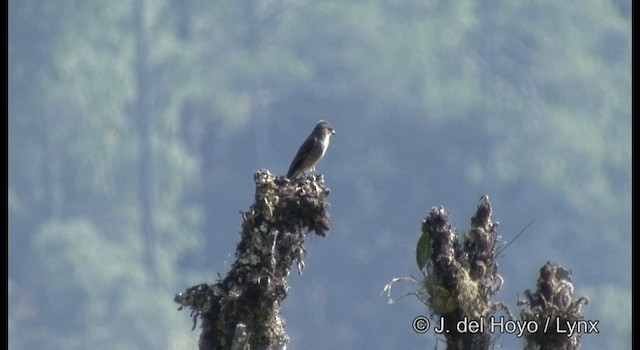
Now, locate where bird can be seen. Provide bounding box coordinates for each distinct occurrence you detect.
[286,120,336,178]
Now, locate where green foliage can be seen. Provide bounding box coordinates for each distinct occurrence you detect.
[415,232,431,273]
[10,0,201,348]
[475,0,631,219]
[9,0,630,348]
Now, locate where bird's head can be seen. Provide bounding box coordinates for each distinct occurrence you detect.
[316,120,336,137]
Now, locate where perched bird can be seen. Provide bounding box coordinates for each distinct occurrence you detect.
[286,120,336,178]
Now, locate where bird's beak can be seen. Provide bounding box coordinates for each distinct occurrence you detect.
[331,129,336,135]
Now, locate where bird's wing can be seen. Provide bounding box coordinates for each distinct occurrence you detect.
[296,134,319,159]
[287,135,319,177]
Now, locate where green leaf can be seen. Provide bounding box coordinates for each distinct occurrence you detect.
[416,232,431,271]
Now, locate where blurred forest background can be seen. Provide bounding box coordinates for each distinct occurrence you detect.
[9,0,630,349]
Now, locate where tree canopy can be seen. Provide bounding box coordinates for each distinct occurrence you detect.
[9,0,630,349]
